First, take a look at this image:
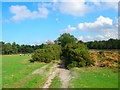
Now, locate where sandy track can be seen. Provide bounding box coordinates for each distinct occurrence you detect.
[42,60,71,88]
[42,64,58,88]
[59,69,71,88]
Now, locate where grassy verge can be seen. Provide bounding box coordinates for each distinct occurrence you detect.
[69,67,118,88]
[2,55,47,88]
[49,72,62,88]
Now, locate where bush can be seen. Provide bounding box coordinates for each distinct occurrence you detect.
[32,44,62,63]
[43,44,62,60]
[69,61,78,68]
[64,43,95,68]
[32,49,52,63]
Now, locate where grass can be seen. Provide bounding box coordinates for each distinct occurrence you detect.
[2,55,48,88]
[69,67,118,88]
[49,72,62,88]
[21,63,55,88]
[22,74,47,88]
[2,52,119,88]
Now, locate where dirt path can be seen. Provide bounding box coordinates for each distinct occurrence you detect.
[42,64,58,88]
[42,59,71,88]
[58,59,71,88]
[59,69,71,88]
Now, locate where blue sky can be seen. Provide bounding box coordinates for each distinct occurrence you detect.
[2,1,118,45]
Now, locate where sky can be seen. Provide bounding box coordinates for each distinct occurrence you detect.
[1,1,118,45]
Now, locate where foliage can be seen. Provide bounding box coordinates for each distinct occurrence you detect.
[32,49,52,63]
[85,38,120,49]
[32,44,62,63]
[1,38,120,55]
[64,43,94,68]
[1,41,44,54]
[55,33,77,47]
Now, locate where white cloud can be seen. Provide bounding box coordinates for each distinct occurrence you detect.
[78,16,118,40]
[58,0,94,16]
[79,33,118,42]
[10,5,49,21]
[78,16,113,32]
[52,1,118,17]
[77,16,118,41]
[64,25,76,32]
[79,35,104,42]
[9,2,118,22]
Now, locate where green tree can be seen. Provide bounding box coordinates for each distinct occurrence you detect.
[4,43,13,54]
[12,42,18,54]
[56,33,77,47]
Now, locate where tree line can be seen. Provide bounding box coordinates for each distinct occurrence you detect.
[84,38,120,49]
[0,42,44,54]
[0,35,120,55]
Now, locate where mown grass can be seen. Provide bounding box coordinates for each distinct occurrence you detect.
[69,67,118,88]
[49,72,62,88]
[2,55,48,88]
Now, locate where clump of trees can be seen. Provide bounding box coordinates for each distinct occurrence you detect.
[32,44,62,63]
[55,33,94,68]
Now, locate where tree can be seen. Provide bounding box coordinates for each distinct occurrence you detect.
[4,43,13,54]
[0,42,5,54]
[78,40,84,44]
[12,42,18,54]
[56,33,77,47]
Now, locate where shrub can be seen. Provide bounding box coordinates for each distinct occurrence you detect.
[43,44,62,60]
[64,43,95,68]
[31,49,52,63]
[69,61,78,68]
[32,44,62,63]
